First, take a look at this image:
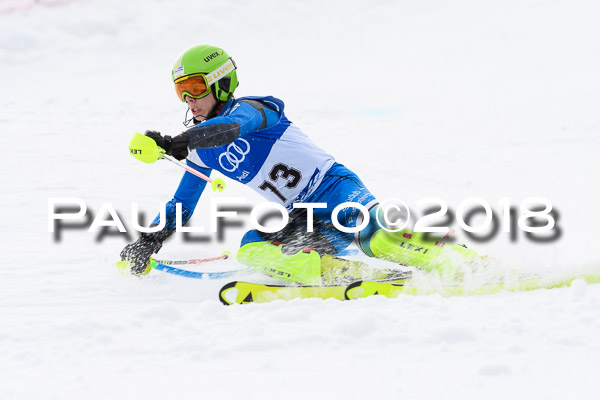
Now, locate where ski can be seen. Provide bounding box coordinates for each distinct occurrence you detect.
[218,271,413,305]
[219,272,600,305]
[219,281,349,305]
[346,273,600,299]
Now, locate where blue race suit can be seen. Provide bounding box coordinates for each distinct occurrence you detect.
[152,96,377,254]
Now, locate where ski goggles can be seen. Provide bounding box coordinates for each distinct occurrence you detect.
[174,58,236,102]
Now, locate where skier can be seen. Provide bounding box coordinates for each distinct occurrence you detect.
[119,44,478,284]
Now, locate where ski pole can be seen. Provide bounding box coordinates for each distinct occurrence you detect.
[161,153,225,192]
[152,251,231,266]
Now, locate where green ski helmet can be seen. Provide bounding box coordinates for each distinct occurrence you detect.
[172,44,239,102]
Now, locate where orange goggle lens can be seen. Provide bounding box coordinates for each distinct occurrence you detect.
[174,73,211,101]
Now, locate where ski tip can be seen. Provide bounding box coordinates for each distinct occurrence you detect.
[344,281,364,300]
[219,281,239,306]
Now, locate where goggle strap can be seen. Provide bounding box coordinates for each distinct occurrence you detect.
[205,58,237,86]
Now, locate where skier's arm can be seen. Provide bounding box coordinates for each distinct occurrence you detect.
[185,99,280,149]
[141,100,280,161]
[145,100,279,224]
[119,161,211,274]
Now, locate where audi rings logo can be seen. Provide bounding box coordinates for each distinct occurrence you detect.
[219,138,251,172]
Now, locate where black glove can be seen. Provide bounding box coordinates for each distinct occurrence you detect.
[119,234,163,275]
[145,130,189,160]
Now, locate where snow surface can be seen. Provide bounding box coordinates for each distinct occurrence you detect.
[2,0,600,398]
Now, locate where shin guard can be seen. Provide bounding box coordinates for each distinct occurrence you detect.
[237,241,322,285]
[368,229,478,278]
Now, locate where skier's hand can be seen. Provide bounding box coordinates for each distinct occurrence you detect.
[119,235,162,275]
[144,130,167,149]
[145,130,189,160]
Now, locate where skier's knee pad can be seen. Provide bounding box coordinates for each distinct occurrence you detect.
[368,229,478,276]
[237,240,322,285]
